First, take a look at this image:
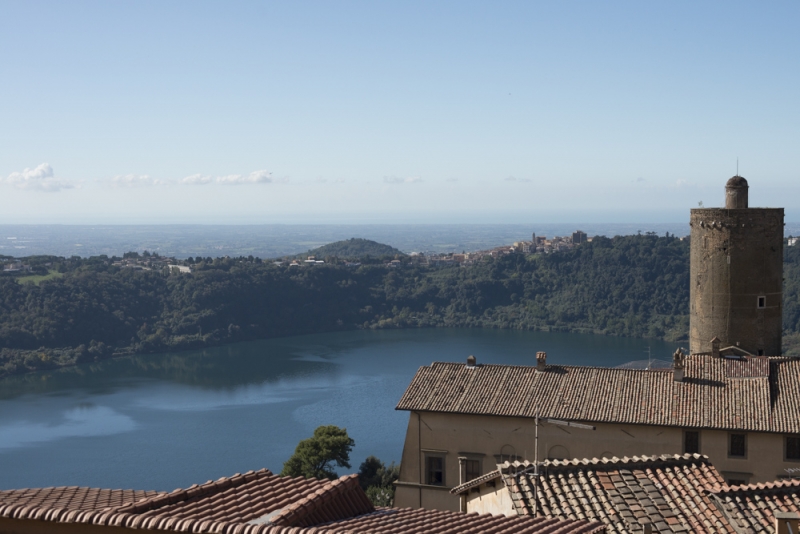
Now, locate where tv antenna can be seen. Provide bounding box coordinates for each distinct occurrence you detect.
[737,157,739,176]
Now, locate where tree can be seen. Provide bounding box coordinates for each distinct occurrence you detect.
[280,425,355,480]
[358,455,400,506]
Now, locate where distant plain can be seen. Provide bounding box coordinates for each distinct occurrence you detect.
[5,222,792,259]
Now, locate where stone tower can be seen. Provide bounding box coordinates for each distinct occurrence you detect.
[689,176,784,356]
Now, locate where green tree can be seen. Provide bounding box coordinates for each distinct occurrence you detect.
[358,455,400,506]
[280,425,355,480]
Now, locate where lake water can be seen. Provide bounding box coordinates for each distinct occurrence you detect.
[0,328,675,491]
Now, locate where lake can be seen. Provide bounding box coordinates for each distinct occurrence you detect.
[0,328,675,491]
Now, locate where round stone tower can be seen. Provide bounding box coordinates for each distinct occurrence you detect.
[689,176,784,356]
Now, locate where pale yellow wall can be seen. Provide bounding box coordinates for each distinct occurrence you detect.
[465,484,516,517]
[395,410,797,511]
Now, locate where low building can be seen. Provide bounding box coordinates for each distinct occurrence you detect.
[451,453,800,533]
[0,469,603,534]
[167,264,191,274]
[393,350,800,511]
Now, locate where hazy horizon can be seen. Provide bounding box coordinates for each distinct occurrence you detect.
[4,222,800,259]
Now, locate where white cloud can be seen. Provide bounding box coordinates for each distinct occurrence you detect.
[5,163,74,192]
[505,176,531,183]
[181,174,212,185]
[217,170,272,185]
[446,177,459,182]
[111,174,169,187]
[384,176,422,184]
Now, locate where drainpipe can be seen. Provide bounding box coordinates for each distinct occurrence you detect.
[417,412,422,509]
[458,457,467,512]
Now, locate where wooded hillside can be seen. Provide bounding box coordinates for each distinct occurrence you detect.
[2,235,799,377]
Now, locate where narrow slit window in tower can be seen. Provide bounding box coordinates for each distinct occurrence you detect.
[757,296,766,309]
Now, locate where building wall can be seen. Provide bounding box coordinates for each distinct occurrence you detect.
[394,410,800,511]
[464,483,516,516]
[689,207,784,356]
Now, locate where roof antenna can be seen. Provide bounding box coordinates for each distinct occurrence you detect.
[736,157,739,176]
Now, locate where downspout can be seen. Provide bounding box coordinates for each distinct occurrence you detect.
[458,456,467,512]
[418,411,422,508]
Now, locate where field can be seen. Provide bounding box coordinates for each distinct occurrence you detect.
[16,270,64,285]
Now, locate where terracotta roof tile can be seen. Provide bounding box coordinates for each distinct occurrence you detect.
[0,486,162,514]
[709,478,800,532]
[0,469,604,534]
[396,356,800,433]
[455,455,732,534]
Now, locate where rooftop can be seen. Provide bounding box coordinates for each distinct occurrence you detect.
[0,469,604,534]
[710,478,800,533]
[396,354,800,433]
[453,454,732,534]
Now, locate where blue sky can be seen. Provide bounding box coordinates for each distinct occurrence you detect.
[1,1,798,224]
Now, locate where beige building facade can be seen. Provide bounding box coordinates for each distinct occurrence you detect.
[395,409,800,511]
[394,352,800,511]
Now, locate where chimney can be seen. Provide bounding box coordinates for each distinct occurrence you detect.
[711,337,721,358]
[466,355,476,368]
[536,351,547,371]
[774,512,800,534]
[673,348,685,382]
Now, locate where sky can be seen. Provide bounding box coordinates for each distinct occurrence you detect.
[1,1,798,224]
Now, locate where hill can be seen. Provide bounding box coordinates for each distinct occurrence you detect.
[303,238,404,259]
[1,235,800,377]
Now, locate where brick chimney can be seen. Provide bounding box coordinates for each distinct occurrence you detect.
[536,351,547,371]
[673,348,685,382]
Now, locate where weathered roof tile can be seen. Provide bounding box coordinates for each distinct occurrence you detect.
[0,469,604,534]
[396,356,800,433]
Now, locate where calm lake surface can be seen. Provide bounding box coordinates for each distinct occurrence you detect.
[0,328,675,491]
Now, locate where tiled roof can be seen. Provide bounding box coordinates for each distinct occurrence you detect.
[0,469,604,534]
[709,478,800,532]
[454,454,731,534]
[0,486,163,514]
[311,507,606,534]
[395,355,800,433]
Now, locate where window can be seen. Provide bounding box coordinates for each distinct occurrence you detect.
[729,433,747,458]
[684,431,700,454]
[728,478,747,486]
[497,444,517,464]
[757,296,766,309]
[786,436,800,461]
[425,455,445,486]
[465,459,481,482]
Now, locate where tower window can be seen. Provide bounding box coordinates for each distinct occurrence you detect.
[757,296,766,309]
